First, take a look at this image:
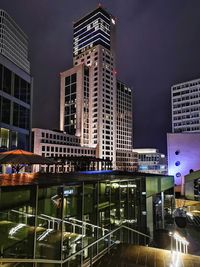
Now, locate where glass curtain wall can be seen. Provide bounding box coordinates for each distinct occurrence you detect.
[0,186,36,259]
[0,176,145,266]
[36,185,63,261]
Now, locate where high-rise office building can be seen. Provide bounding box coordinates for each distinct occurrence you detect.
[171,78,200,133]
[60,6,136,170]
[0,10,32,151]
[116,80,137,171]
[0,10,30,74]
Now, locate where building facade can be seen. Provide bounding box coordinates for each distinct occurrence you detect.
[167,133,200,194]
[0,171,174,266]
[33,128,113,172]
[185,170,200,201]
[33,128,98,172]
[60,6,136,171]
[0,10,32,152]
[132,148,167,175]
[115,81,137,171]
[171,78,200,133]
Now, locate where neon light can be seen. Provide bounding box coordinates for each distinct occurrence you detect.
[79,170,113,174]
[74,12,110,30]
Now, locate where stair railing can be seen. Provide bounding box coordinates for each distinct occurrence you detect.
[62,224,152,266]
[0,224,151,266]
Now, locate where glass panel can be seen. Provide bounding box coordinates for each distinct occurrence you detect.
[97,181,111,256]
[62,185,82,260]
[20,79,27,102]
[3,66,12,94]
[82,183,97,261]
[71,73,76,83]
[98,181,110,229]
[36,185,63,260]
[13,102,19,127]
[0,128,9,150]
[18,132,30,151]
[26,83,31,104]
[0,187,36,259]
[14,76,31,104]
[110,181,121,227]
[10,131,18,150]
[1,97,11,124]
[14,74,20,99]
[13,104,30,130]
[0,64,2,91]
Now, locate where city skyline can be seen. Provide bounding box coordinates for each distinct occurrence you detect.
[1,1,200,153]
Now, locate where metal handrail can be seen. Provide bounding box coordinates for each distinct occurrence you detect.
[122,225,151,239]
[68,217,109,232]
[62,225,151,264]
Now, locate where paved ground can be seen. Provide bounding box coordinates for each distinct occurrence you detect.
[94,244,200,267]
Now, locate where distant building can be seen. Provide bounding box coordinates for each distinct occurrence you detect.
[132,148,167,175]
[59,6,137,171]
[171,78,200,133]
[32,128,112,172]
[0,10,32,151]
[116,81,137,171]
[167,133,200,194]
[185,170,200,201]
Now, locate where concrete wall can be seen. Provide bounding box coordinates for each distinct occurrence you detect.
[167,133,200,193]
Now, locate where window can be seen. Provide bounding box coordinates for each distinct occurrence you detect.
[1,97,11,124]
[3,67,11,94]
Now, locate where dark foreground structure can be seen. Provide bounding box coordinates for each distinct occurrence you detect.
[0,171,174,266]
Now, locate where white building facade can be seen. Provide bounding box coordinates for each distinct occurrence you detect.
[59,6,137,171]
[33,128,99,173]
[171,78,200,133]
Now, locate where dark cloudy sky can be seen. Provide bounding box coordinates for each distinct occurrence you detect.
[1,0,200,153]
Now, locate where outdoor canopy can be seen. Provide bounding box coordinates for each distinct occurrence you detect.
[0,149,54,165]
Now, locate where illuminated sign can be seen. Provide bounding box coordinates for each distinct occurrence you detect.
[64,189,74,196]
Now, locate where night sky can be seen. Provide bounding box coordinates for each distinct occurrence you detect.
[1,0,200,153]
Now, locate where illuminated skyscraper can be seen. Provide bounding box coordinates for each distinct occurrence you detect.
[60,6,136,170]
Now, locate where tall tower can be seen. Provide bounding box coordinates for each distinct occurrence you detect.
[60,6,117,166]
[0,10,32,151]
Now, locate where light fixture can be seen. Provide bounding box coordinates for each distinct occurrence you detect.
[111,18,115,25]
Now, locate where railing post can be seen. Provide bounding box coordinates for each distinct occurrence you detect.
[90,245,93,266]
[108,234,111,254]
[120,227,123,243]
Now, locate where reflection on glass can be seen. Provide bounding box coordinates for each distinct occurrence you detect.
[36,186,63,260]
[0,187,36,259]
[0,175,148,265]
